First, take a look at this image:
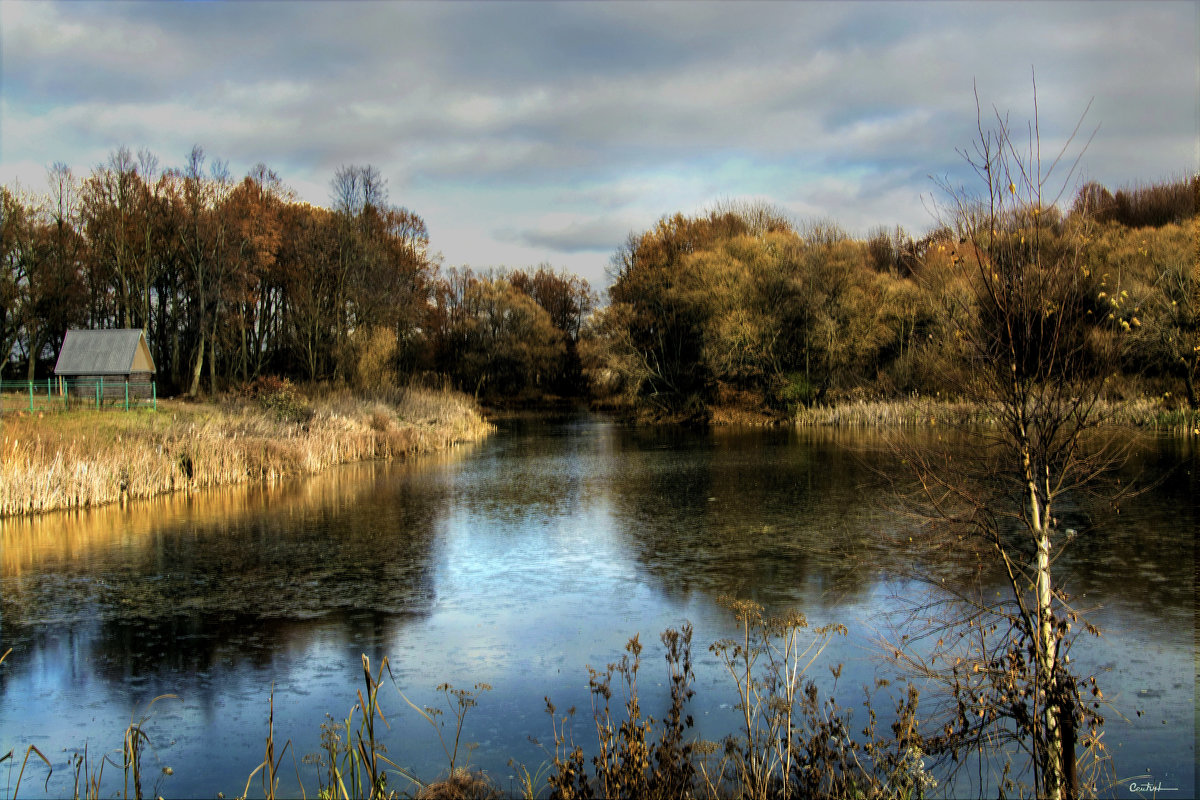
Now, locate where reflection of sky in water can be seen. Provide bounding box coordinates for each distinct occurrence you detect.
[0,417,1194,798]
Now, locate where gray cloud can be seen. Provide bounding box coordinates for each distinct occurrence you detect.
[502,215,637,254]
[2,0,1195,288]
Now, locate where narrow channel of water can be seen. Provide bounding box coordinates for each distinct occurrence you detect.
[0,416,1194,797]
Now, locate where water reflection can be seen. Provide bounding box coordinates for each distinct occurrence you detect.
[601,425,892,610]
[0,418,1192,798]
[1055,434,1197,621]
[1,447,477,683]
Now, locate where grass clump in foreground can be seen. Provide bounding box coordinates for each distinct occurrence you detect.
[541,599,929,800]
[0,380,492,518]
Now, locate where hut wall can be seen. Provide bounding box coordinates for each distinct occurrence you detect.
[66,375,155,400]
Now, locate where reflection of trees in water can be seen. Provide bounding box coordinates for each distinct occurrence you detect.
[1,457,454,686]
[90,608,405,696]
[603,426,893,611]
[601,425,1195,622]
[1049,436,1196,620]
[925,431,1198,620]
[445,417,612,521]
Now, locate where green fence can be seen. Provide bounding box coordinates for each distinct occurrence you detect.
[0,377,157,414]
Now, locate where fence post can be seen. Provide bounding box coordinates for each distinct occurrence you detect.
[47,377,51,401]
[153,381,157,411]
[64,378,69,410]
[95,379,100,410]
[28,380,33,412]
[125,381,129,411]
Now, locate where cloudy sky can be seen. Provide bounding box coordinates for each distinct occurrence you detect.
[1,1,1196,288]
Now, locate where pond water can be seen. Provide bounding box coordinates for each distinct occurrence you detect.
[0,415,1195,798]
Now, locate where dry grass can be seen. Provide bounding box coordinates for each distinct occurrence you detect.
[417,768,503,800]
[793,396,1199,433]
[792,397,992,428]
[1094,397,1198,431]
[0,385,492,518]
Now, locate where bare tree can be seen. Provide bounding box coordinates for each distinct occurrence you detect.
[331,164,387,216]
[39,163,86,362]
[81,146,141,328]
[887,80,1122,799]
[177,145,235,396]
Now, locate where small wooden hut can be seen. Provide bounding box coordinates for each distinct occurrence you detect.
[53,329,157,398]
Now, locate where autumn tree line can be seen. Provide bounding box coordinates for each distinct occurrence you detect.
[1,147,1195,416]
[588,179,1197,420]
[0,147,595,401]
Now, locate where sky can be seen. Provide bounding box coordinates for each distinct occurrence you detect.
[1,1,1196,290]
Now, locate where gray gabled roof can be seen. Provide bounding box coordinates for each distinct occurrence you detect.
[54,329,157,376]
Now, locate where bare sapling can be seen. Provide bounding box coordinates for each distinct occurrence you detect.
[887,75,1129,799]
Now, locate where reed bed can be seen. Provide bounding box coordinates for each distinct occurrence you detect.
[792,398,993,428]
[0,385,492,518]
[1094,397,1199,432]
[793,396,1199,433]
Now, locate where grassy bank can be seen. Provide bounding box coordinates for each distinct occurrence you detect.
[0,384,492,518]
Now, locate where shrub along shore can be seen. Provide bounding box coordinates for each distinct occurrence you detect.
[0,381,493,519]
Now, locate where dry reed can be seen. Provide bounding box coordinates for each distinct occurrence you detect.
[0,386,492,518]
[792,398,991,428]
[793,396,1198,433]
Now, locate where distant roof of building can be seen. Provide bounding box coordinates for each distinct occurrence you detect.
[53,329,157,376]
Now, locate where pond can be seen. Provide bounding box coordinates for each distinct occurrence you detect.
[0,415,1194,797]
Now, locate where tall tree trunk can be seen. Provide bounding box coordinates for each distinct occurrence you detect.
[169,300,181,390]
[1029,458,1064,800]
[208,311,219,394]
[240,323,249,384]
[188,336,205,398]
[1061,698,1078,800]
[26,332,40,380]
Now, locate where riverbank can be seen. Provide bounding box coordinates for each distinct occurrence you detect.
[615,393,1199,431]
[0,384,492,518]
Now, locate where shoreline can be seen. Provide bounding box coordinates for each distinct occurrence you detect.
[0,385,493,519]
[602,394,1198,432]
[2,391,1192,519]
